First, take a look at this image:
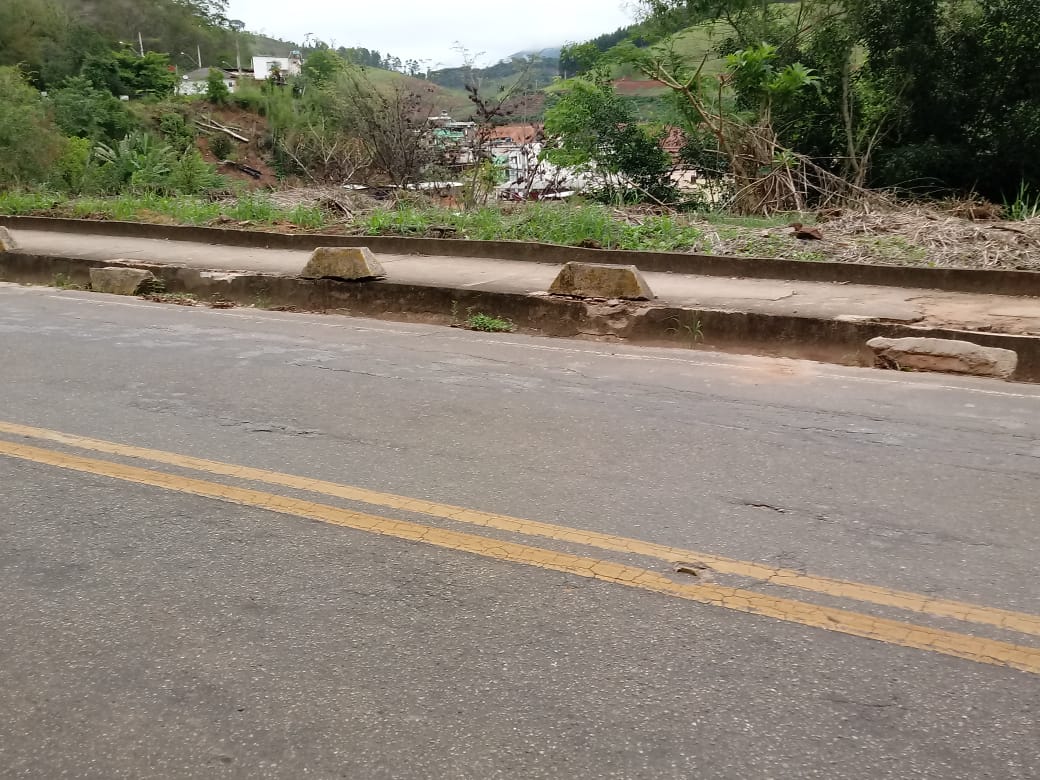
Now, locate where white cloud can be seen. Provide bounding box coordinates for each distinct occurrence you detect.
[227,0,635,66]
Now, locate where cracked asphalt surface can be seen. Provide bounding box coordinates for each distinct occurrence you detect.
[1,283,1038,779]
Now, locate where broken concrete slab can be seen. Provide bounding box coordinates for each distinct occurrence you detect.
[89,266,156,295]
[301,246,386,281]
[867,336,1018,379]
[549,262,654,301]
[0,227,19,251]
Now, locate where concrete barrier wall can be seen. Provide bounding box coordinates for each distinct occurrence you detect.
[4,250,1038,383]
[4,215,1040,297]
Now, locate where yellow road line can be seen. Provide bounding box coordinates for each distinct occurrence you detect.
[2,419,1039,639]
[2,438,1039,675]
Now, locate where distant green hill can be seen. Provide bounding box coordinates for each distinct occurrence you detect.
[427,55,559,93]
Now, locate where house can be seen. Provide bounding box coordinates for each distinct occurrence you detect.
[252,53,303,82]
[427,112,479,167]
[176,68,240,96]
[492,138,591,200]
[486,124,542,146]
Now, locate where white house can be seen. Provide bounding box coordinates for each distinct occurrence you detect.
[252,53,303,81]
[493,141,591,200]
[176,68,239,96]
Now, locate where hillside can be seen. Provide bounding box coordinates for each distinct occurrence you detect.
[560,1,804,119]
[357,67,473,117]
[427,55,559,94]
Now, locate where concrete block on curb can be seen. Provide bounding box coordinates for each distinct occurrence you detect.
[89,266,156,295]
[301,246,386,281]
[548,262,654,300]
[0,227,19,252]
[867,336,1018,379]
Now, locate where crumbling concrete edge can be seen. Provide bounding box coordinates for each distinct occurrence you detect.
[3,250,1038,383]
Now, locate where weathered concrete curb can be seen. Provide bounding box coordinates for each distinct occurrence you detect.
[4,215,1040,297]
[4,250,1039,383]
[0,226,18,251]
[89,266,156,295]
[301,246,386,280]
[549,263,655,300]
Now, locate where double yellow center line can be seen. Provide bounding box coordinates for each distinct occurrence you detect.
[1,420,1038,675]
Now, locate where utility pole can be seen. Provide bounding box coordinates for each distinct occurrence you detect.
[138,31,144,57]
[197,44,203,69]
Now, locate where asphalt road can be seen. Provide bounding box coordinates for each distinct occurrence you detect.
[1,282,1038,779]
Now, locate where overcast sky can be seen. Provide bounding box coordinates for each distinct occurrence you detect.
[226,0,636,67]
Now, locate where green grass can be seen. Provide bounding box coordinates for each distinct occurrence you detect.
[0,191,63,214]
[466,313,515,332]
[0,191,790,254]
[0,191,332,230]
[361,202,706,251]
[1004,182,1040,221]
[0,191,952,268]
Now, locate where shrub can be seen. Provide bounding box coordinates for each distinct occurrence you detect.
[205,68,230,105]
[168,149,226,195]
[209,133,234,161]
[50,136,95,193]
[157,112,196,153]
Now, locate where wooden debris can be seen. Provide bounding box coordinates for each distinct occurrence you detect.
[789,222,824,241]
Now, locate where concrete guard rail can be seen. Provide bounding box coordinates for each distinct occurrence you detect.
[3,249,1039,383]
[2,215,1039,298]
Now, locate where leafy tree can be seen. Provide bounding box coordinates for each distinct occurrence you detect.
[639,0,1040,198]
[301,47,345,86]
[558,42,602,78]
[49,76,134,141]
[112,50,178,98]
[543,75,675,202]
[205,67,230,104]
[0,67,64,187]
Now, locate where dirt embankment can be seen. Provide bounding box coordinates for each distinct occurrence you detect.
[191,104,280,188]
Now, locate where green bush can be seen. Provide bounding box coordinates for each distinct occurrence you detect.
[157,112,196,153]
[168,149,226,195]
[209,133,234,161]
[92,132,224,196]
[50,136,95,193]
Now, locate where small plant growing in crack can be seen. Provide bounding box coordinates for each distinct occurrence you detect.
[466,313,515,333]
[666,316,704,347]
[140,276,166,295]
[52,273,81,290]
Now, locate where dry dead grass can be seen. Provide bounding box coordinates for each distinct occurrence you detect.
[707,205,1040,271]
